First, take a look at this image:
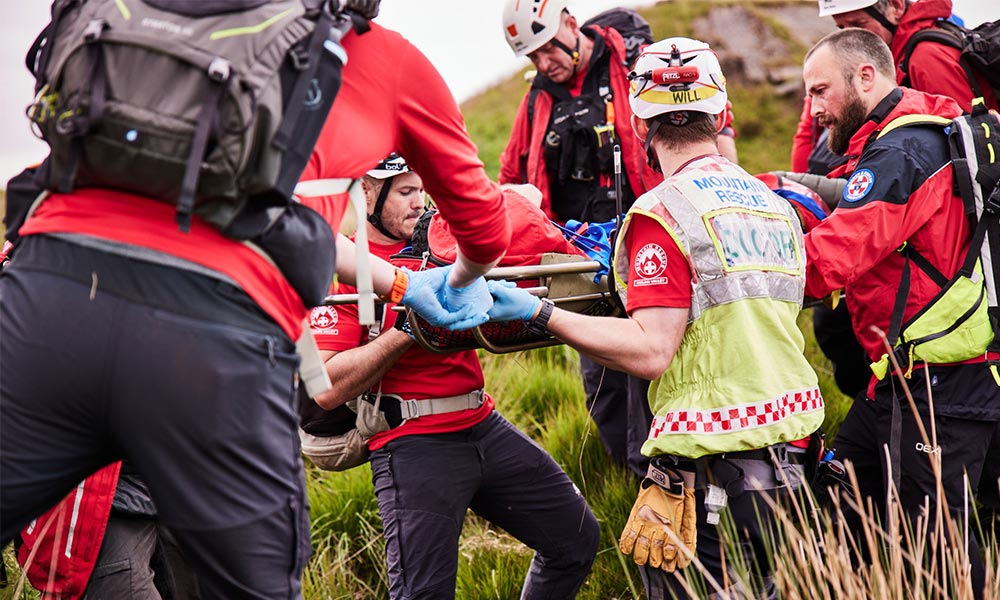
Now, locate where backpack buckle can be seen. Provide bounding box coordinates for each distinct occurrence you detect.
[985,186,1000,215]
[207,58,231,83]
[84,19,107,43]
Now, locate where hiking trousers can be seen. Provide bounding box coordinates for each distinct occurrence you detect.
[1,236,311,599]
[833,366,1000,599]
[369,410,600,600]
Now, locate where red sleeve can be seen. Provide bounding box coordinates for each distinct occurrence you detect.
[393,43,511,266]
[791,97,815,173]
[309,283,365,352]
[499,94,532,186]
[299,25,510,265]
[624,214,692,313]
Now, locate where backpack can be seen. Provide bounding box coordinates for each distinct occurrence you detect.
[25,0,365,233]
[899,18,1000,104]
[871,99,1000,382]
[581,7,653,69]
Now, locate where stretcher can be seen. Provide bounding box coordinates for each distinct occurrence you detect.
[323,253,622,354]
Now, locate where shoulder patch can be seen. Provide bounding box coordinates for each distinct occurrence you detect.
[844,168,875,203]
[310,306,339,330]
[633,243,669,286]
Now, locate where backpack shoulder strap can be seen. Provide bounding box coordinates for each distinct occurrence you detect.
[899,22,964,84]
[876,113,952,139]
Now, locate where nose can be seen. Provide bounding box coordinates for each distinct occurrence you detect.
[809,98,825,119]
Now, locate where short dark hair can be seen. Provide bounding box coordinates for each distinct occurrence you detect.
[647,111,718,153]
[806,28,895,81]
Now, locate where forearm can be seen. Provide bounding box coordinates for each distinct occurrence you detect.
[335,234,397,294]
[449,250,500,288]
[545,308,682,381]
[313,330,413,409]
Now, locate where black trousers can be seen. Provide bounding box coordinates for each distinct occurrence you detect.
[832,364,1000,599]
[370,411,600,599]
[579,355,652,478]
[1,239,311,599]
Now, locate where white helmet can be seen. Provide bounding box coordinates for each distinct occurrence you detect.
[817,0,878,17]
[502,0,568,58]
[628,37,728,120]
[366,153,410,179]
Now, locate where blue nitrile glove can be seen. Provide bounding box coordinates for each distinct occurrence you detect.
[443,276,494,328]
[401,265,487,330]
[487,280,542,321]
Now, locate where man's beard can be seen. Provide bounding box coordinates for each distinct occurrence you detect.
[826,91,869,155]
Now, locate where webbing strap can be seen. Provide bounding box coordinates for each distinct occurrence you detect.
[178,59,230,232]
[273,9,337,151]
[396,389,486,421]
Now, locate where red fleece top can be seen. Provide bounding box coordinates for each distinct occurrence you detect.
[298,22,510,265]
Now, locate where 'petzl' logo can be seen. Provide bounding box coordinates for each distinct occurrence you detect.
[844,169,875,203]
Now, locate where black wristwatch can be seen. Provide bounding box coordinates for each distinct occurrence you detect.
[525,298,554,336]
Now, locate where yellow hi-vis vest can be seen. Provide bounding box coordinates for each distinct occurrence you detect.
[613,157,824,459]
[868,113,996,381]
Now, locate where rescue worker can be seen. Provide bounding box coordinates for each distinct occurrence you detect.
[0,1,512,596]
[500,0,676,478]
[306,155,600,600]
[487,37,825,598]
[801,27,1000,596]
[793,0,998,171]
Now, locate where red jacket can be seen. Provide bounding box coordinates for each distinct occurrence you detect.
[17,463,122,600]
[804,88,969,362]
[299,22,511,266]
[892,0,997,112]
[499,25,661,221]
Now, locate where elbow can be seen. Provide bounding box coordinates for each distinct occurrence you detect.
[632,353,671,381]
[312,388,349,411]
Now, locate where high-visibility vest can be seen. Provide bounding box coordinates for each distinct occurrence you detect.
[614,157,824,459]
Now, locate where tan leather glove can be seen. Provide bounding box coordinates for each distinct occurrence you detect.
[618,463,697,572]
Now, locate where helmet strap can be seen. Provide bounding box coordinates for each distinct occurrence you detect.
[643,119,664,174]
[863,6,897,36]
[551,36,582,74]
[367,178,400,240]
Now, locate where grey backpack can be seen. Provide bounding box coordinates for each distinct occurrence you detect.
[26,0,363,232]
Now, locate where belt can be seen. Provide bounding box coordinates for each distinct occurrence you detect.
[364,390,486,428]
[722,443,807,465]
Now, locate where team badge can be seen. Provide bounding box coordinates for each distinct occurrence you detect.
[633,243,669,286]
[844,169,875,203]
[310,306,339,330]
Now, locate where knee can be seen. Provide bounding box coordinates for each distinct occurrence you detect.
[561,508,601,570]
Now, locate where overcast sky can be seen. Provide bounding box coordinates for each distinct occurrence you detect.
[1,0,993,184]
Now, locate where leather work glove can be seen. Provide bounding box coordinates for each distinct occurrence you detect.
[400,266,488,331]
[486,280,541,321]
[619,462,697,573]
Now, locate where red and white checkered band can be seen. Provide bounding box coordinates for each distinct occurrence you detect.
[647,388,823,438]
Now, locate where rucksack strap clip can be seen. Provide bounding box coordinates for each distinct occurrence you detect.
[207,57,231,83]
[83,19,106,43]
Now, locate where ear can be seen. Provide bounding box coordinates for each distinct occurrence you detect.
[631,113,649,142]
[714,106,729,134]
[887,0,907,21]
[856,63,878,92]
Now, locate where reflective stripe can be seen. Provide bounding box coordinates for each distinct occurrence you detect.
[65,480,87,559]
[648,388,823,438]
